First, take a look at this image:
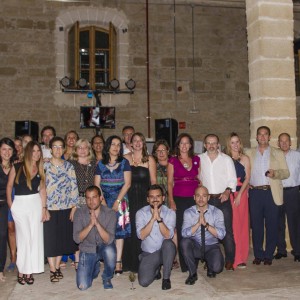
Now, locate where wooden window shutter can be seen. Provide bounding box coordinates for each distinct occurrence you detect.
[68,21,79,87]
[109,22,117,81]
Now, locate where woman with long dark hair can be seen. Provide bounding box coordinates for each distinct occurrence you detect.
[167,133,201,272]
[95,135,131,274]
[7,141,48,285]
[91,134,105,163]
[0,138,17,281]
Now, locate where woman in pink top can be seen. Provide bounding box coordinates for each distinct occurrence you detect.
[167,133,201,272]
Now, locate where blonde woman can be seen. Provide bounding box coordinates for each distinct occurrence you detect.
[225,132,250,269]
[7,141,49,285]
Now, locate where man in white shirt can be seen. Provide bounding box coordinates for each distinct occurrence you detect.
[274,133,300,261]
[40,125,56,162]
[199,134,237,270]
[122,126,135,155]
[199,134,237,271]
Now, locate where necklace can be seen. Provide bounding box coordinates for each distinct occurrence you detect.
[1,162,11,170]
[180,157,190,170]
[132,153,142,166]
[108,161,118,168]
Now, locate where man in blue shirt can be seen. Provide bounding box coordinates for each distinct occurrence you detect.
[136,184,176,290]
[181,186,226,284]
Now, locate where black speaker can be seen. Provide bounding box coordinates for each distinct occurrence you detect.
[15,121,39,142]
[155,118,178,150]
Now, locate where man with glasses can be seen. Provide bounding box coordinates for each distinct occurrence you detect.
[199,134,237,271]
[136,184,176,290]
[122,126,135,155]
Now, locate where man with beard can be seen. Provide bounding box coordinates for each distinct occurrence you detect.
[181,186,225,283]
[73,186,117,290]
[136,184,176,290]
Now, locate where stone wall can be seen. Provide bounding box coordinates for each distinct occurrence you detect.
[0,0,249,147]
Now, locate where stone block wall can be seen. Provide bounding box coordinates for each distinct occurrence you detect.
[0,0,250,147]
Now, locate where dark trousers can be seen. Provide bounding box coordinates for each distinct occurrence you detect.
[0,203,8,272]
[277,187,300,255]
[174,196,195,272]
[249,189,279,260]
[138,239,176,287]
[180,238,224,275]
[208,197,235,263]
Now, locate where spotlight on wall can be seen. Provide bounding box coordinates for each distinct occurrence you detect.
[109,78,120,90]
[60,76,71,88]
[125,79,136,90]
[77,77,88,89]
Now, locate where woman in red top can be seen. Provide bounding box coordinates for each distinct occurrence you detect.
[167,133,201,272]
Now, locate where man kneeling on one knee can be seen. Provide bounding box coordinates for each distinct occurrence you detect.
[73,186,117,290]
[136,184,176,290]
[181,186,225,284]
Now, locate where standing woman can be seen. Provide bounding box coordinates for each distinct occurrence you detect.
[44,137,79,282]
[167,133,201,272]
[7,141,48,285]
[0,138,17,281]
[91,134,105,163]
[123,132,156,272]
[225,132,250,269]
[94,135,131,274]
[63,130,79,160]
[69,139,97,268]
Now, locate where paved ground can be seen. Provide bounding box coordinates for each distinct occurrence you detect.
[1,250,300,300]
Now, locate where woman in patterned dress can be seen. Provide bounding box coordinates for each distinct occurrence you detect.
[43,137,79,282]
[94,135,131,274]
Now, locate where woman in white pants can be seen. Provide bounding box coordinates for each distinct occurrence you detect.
[7,141,49,285]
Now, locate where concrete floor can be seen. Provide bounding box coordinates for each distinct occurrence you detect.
[1,250,300,300]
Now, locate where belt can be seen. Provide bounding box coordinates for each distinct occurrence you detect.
[250,185,271,190]
[209,193,222,198]
[283,186,298,190]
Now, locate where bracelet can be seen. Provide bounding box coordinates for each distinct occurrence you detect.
[205,222,210,230]
[116,199,121,204]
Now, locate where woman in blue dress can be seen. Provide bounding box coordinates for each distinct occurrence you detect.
[94,135,131,274]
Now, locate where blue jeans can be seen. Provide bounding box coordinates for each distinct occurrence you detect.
[76,243,116,291]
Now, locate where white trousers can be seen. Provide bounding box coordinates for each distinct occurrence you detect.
[11,193,44,274]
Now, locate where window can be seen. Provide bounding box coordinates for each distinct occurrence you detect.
[68,22,117,90]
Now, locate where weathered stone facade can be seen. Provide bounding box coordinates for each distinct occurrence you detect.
[0,0,298,147]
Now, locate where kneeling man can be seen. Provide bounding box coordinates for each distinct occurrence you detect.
[181,186,225,284]
[136,184,176,290]
[73,186,117,290]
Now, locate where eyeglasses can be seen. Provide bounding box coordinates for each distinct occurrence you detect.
[52,145,64,149]
[156,149,167,154]
[78,146,88,150]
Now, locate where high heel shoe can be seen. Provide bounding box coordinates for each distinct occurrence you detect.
[115,261,123,275]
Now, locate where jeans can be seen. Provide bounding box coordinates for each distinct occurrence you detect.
[76,243,116,291]
[0,203,8,272]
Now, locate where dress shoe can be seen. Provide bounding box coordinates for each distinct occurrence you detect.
[185,273,198,285]
[253,258,262,265]
[225,262,234,271]
[294,255,300,262]
[273,253,287,260]
[162,279,171,290]
[207,270,216,278]
[155,271,162,280]
[264,258,272,265]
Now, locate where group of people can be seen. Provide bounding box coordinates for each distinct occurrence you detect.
[0,124,299,291]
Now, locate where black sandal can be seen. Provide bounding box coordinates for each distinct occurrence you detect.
[74,262,79,272]
[25,274,34,285]
[50,271,59,283]
[115,261,123,275]
[17,274,26,285]
[55,268,63,279]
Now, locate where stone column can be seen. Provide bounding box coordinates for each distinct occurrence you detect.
[246,0,297,147]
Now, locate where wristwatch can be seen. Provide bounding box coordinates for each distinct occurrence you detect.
[157,218,163,223]
[205,222,210,230]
